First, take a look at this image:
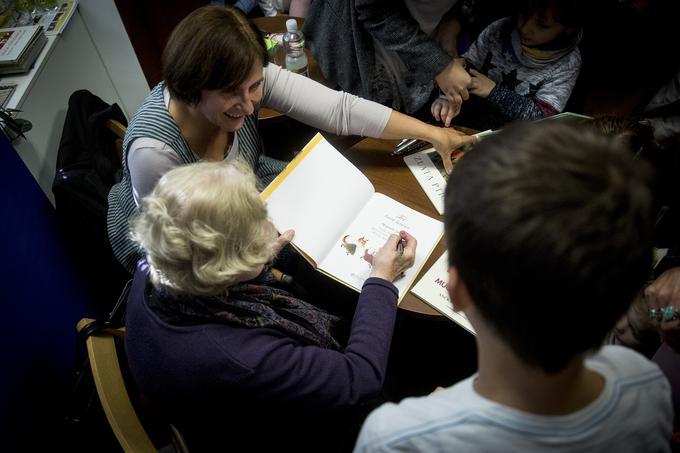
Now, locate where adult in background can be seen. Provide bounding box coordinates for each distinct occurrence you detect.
[125,161,416,451]
[304,0,471,117]
[107,5,474,272]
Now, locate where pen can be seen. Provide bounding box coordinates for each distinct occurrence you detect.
[391,139,430,157]
[392,138,416,155]
[397,237,406,256]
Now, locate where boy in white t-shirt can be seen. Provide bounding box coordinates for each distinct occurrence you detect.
[355,122,673,452]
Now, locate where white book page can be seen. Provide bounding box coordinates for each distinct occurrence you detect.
[411,252,475,334]
[318,193,443,300]
[264,135,375,263]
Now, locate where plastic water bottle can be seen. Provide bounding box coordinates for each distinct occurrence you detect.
[283,18,309,77]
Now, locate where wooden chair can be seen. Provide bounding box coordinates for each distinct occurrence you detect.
[106,118,126,163]
[77,318,189,453]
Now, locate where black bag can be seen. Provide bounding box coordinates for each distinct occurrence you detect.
[52,90,130,314]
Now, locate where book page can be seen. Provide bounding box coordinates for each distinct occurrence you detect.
[263,134,375,264]
[538,111,592,123]
[318,193,443,300]
[411,252,475,334]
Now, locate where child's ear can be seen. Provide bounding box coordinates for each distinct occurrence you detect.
[448,267,472,312]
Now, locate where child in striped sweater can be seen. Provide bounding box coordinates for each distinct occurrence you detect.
[432,0,582,129]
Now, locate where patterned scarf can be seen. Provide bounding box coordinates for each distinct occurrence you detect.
[509,23,582,69]
[145,271,344,350]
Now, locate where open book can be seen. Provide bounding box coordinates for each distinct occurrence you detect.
[410,252,475,334]
[262,133,443,302]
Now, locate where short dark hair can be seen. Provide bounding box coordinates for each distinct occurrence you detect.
[518,0,584,27]
[589,115,655,155]
[162,6,268,106]
[444,122,654,372]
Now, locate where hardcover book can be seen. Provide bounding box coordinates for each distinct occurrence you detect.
[262,133,443,302]
[0,25,46,74]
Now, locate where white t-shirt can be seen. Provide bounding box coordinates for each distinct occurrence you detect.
[355,346,672,452]
[127,63,392,204]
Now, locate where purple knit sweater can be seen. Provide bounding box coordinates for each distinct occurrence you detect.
[125,261,398,449]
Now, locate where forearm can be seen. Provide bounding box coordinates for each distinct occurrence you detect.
[379,110,444,144]
[250,278,398,410]
[486,84,552,120]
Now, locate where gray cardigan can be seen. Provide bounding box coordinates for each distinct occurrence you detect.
[304,0,452,100]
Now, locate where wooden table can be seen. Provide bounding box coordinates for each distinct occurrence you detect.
[345,138,448,317]
[252,15,335,121]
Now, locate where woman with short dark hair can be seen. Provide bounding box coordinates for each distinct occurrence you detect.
[107,5,474,272]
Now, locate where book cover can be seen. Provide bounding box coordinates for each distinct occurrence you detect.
[0,25,42,63]
[38,1,78,36]
[404,129,494,214]
[262,133,443,302]
[0,30,46,74]
[410,252,475,334]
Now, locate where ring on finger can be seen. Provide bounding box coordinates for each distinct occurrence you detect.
[662,305,680,322]
[649,307,663,320]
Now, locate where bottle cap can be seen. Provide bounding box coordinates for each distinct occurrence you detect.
[285,19,298,32]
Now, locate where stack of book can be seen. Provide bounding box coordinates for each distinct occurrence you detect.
[0,25,47,75]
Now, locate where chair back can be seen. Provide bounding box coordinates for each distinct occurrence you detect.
[106,118,126,163]
[76,318,189,453]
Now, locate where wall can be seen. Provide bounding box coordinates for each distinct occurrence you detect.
[12,2,148,205]
[0,132,95,448]
[0,2,148,447]
[78,0,149,119]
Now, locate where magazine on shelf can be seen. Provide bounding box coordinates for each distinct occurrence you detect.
[0,25,46,74]
[262,133,444,302]
[410,252,475,334]
[0,82,17,107]
[38,1,78,36]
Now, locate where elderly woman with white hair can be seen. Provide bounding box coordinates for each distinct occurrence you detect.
[124,160,416,451]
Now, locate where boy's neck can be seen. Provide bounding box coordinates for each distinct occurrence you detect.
[473,323,605,415]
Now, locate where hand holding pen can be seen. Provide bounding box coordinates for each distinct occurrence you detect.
[370,231,417,283]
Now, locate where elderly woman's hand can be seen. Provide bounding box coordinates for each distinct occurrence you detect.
[645,267,680,352]
[430,127,476,174]
[272,229,295,255]
[369,231,417,282]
